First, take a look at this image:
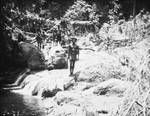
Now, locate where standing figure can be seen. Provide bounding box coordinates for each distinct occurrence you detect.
[68,38,79,76]
[41,31,46,49]
[52,29,57,46]
[56,29,62,45]
[36,32,43,49]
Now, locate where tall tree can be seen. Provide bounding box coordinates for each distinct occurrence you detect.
[133,0,136,17]
[63,0,99,21]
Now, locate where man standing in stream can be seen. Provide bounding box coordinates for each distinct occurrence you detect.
[68,37,79,76]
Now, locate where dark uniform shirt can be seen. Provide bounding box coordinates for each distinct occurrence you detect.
[68,44,79,61]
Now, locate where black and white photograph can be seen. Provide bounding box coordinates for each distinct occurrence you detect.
[0,0,150,116]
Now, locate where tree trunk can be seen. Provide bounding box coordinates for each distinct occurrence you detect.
[133,0,136,17]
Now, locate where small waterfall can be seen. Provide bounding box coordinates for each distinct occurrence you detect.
[3,69,30,90]
[12,71,46,96]
[13,69,29,86]
[11,70,72,97]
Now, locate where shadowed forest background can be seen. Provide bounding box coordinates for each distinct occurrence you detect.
[1,0,150,72]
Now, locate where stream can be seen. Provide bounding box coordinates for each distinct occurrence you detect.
[0,51,93,116]
[0,89,47,116]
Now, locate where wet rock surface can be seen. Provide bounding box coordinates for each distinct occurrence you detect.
[18,42,46,70]
[46,46,68,69]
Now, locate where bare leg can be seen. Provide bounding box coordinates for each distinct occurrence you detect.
[69,60,73,75]
[72,60,75,74]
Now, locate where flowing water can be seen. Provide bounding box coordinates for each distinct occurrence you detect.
[0,89,47,116]
[0,51,94,116]
[0,69,69,116]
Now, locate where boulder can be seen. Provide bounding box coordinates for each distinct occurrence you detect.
[49,45,68,69]
[82,78,132,97]
[18,42,46,70]
[49,90,122,116]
